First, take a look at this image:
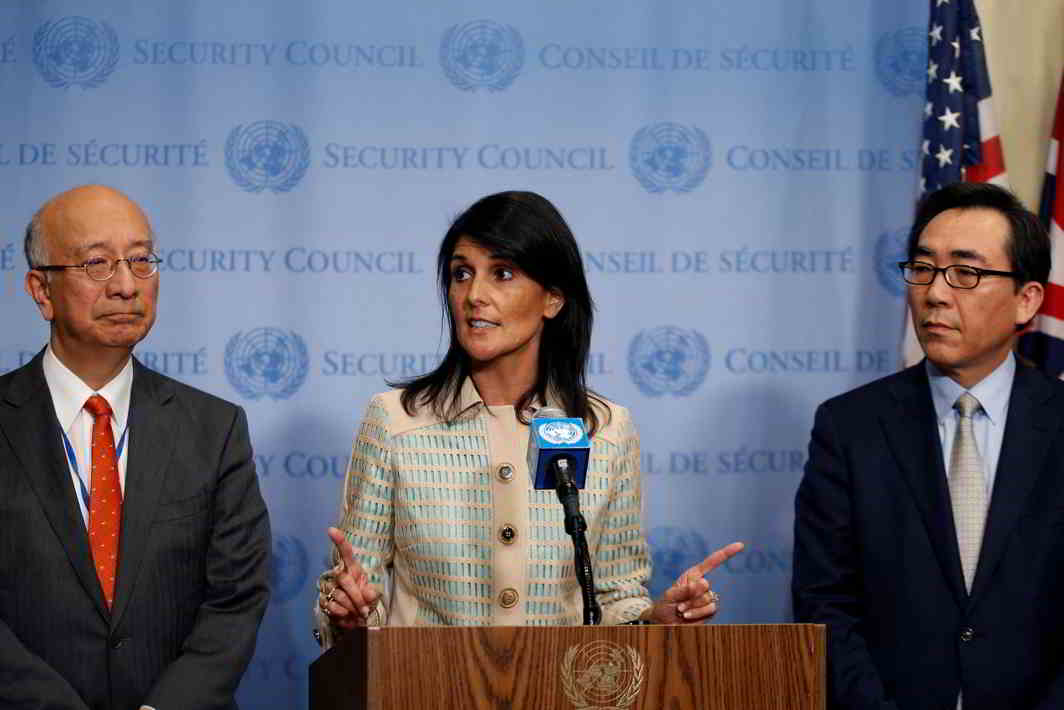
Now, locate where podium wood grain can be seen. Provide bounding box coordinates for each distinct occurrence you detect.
[310,624,824,710]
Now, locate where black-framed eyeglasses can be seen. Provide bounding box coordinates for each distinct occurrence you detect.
[897,260,1020,290]
[35,254,161,281]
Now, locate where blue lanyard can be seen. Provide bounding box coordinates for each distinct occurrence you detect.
[61,424,129,513]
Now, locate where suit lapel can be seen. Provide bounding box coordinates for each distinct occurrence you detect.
[110,360,175,627]
[879,363,968,607]
[968,365,1058,606]
[0,353,111,621]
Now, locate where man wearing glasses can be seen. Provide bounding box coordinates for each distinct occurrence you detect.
[0,185,270,710]
[793,182,1064,710]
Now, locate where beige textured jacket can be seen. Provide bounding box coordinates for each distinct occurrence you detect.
[316,379,652,644]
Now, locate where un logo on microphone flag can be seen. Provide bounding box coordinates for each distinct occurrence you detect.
[33,16,119,89]
[224,328,309,401]
[629,122,711,194]
[225,121,311,193]
[440,19,524,92]
[628,326,710,397]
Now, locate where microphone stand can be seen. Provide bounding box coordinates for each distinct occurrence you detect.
[552,456,601,626]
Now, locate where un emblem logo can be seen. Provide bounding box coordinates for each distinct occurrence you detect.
[225,121,310,193]
[875,27,926,97]
[875,228,909,298]
[561,641,645,709]
[440,19,524,92]
[32,17,119,89]
[629,122,711,194]
[269,535,309,604]
[647,526,709,599]
[224,327,310,400]
[628,326,710,397]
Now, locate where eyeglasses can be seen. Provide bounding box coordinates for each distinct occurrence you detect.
[35,254,161,281]
[897,260,1020,290]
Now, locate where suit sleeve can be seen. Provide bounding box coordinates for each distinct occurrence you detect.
[0,620,91,710]
[792,403,899,710]
[141,406,271,710]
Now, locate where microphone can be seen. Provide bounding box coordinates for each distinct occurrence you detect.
[526,407,590,490]
[551,455,583,534]
[528,407,601,625]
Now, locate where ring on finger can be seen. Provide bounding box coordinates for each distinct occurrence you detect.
[708,590,720,606]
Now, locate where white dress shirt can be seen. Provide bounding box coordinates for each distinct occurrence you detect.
[41,345,133,525]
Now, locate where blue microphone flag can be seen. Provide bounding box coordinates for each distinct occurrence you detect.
[527,413,590,490]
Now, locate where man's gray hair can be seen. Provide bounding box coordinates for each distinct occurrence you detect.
[22,211,158,271]
[24,213,47,269]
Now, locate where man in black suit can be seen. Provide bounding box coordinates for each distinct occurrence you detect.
[0,185,271,710]
[793,182,1064,710]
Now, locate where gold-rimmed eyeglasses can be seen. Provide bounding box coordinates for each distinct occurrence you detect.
[35,254,161,281]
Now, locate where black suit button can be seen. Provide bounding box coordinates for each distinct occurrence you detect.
[110,636,128,650]
[960,628,974,643]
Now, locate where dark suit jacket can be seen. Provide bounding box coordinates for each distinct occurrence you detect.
[0,352,271,710]
[793,362,1064,710]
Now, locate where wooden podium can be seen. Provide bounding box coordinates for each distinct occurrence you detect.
[310,624,824,710]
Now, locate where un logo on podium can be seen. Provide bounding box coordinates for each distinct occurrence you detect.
[875,228,909,298]
[225,121,310,193]
[440,19,524,92]
[875,27,925,97]
[629,122,711,194]
[224,327,309,400]
[32,16,119,89]
[648,526,710,599]
[269,535,309,604]
[628,326,710,398]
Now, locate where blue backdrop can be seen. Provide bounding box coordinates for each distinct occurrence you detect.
[0,1,926,707]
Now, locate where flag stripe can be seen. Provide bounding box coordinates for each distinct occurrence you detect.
[1041,282,1064,322]
[964,134,1005,183]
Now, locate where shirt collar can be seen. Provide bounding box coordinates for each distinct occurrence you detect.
[456,376,560,418]
[926,351,1014,426]
[42,345,134,434]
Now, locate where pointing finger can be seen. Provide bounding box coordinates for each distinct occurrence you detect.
[327,526,362,574]
[695,541,745,576]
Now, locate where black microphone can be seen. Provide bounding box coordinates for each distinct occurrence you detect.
[551,454,585,536]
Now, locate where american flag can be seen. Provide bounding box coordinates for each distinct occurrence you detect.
[902,0,1007,366]
[1018,75,1064,377]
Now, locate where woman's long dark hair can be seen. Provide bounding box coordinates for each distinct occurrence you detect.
[397,190,606,434]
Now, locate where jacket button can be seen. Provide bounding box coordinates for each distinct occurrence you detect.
[960,628,974,642]
[497,464,514,482]
[110,637,128,650]
[499,588,519,608]
[499,524,517,544]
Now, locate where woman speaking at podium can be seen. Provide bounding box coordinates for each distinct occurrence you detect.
[314,191,741,645]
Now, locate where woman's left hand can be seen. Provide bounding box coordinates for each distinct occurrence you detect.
[647,541,744,624]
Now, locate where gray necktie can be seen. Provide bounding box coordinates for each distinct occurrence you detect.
[949,392,987,592]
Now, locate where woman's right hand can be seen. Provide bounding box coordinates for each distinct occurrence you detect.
[320,526,382,630]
